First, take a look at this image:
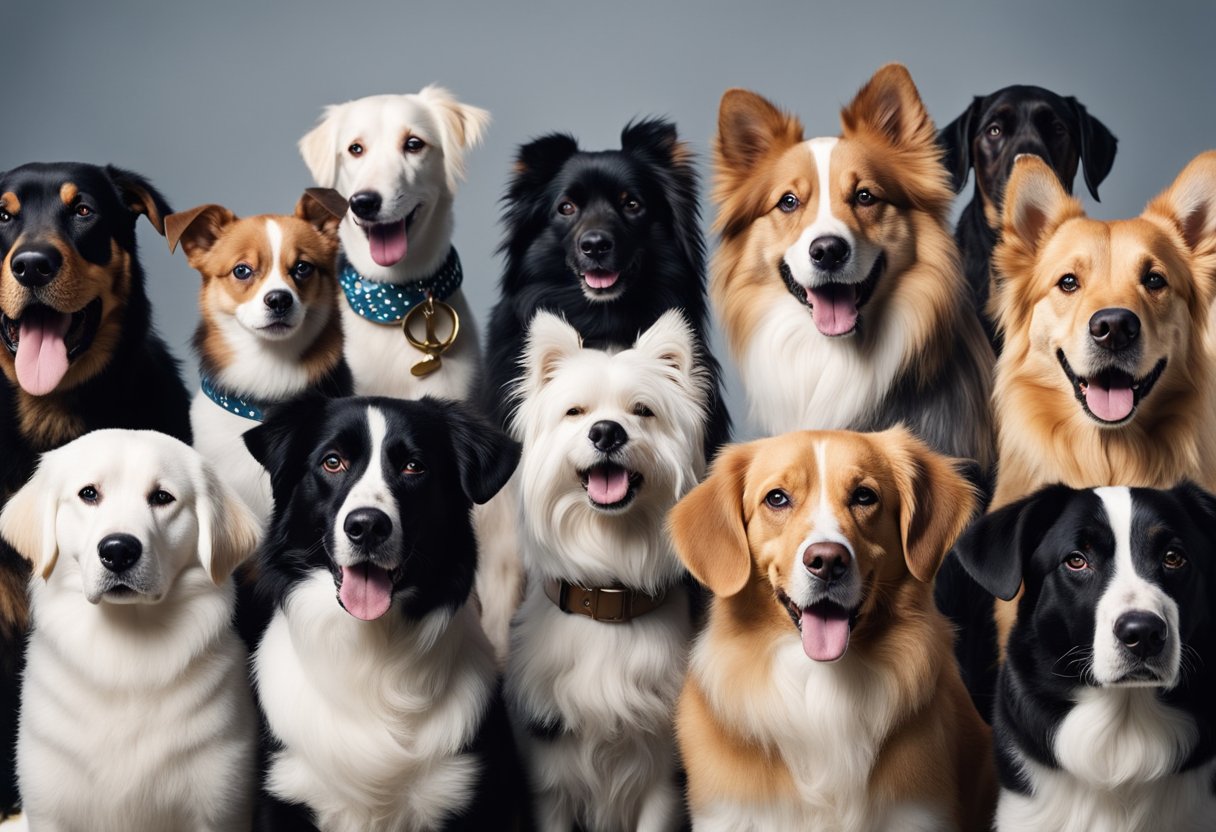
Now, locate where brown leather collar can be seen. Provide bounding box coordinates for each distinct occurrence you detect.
[543,579,667,623]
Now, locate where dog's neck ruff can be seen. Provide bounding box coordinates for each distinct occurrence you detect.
[199,373,266,422]
[338,247,463,325]
[543,578,667,623]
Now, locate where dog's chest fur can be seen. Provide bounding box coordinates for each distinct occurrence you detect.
[191,393,271,517]
[255,573,496,832]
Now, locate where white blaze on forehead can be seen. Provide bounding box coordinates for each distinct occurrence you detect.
[333,406,399,567]
[790,440,856,605]
[808,138,849,239]
[782,137,869,290]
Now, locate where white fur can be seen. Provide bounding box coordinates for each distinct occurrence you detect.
[255,572,497,832]
[331,407,403,567]
[0,431,260,832]
[506,311,707,831]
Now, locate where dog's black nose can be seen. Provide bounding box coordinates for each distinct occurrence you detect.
[1114,610,1167,659]
[264,290,294,315]
[1089,308,1140,352]
[349,191,382,221]
[809,236,850,271]
[344,508,393,550]
[803,542,851,583]
[588,420,627,453]
[10,246,63,288]
[98,533,142,573]
[579,230,614,258]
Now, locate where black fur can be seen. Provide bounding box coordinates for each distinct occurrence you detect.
[482,118,728,457]
[0,162,190,818]
[938,87,1117,348]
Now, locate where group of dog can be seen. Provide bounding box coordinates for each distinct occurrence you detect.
[0,61,1212,832]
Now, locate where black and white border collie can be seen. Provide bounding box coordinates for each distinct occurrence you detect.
[243,396,529,832]
[956,483,1216,832]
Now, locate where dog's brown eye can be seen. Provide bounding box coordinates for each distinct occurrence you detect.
[322,453,347,474]
[74,204,93,218]
[565,406,584,417]
[1163,549,1187,570]
[621,195,643,214]
[402,459,425,475]
[348,142,364,157]
[854,189,876,207]
[148,489,175,507]
[1143,271,1167,292]
[78,485,99,504]
[290,261,315,280]
[850,486,878,506]
[558,201,577,216]
[1064,552,1089,571]
[404,136,426,154]
[987,123,1002,138]
[778,193,800,213]
[765,489,790,509]
[632,403,655,418]
[1058,274,1079,293]
[232,263,254,281]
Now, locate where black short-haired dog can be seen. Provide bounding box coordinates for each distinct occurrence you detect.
[939,87,1117,347]
[0,161,191,818]
[955,483,1216,831]
[243,395,531,831]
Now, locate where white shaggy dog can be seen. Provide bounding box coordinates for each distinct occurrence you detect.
[0,430,262,832]
[505,310,708,832]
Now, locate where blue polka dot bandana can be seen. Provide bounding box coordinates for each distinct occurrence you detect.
[200,374,265,422]
[338,247,463,324]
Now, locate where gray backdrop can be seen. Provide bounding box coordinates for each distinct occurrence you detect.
[6,0,1215,439]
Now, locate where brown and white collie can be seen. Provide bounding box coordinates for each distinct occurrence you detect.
[710,64,993,470]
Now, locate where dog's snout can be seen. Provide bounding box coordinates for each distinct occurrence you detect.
[343,508,393,550]
[98,533,142,573]
[1114,610,1167,659]
[264,290,294,315]
[349,191,382,221]
[10,245,63,288]
[803,542,851,583]
[588,420,627,454]
[579,230,614,258]
[1089,307,1141,352]
[809,236,850,271]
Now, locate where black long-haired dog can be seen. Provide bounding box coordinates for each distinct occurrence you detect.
[482,119,728,454]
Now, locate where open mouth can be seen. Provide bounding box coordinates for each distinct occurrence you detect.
[333,561,403,622]
[780,253,885,338]
[581,269,622,292]
[1058,350,1167,425]
[1,299,102,396]
[776,589,858,663]
[578,462,643,510]
[357,204,421,268]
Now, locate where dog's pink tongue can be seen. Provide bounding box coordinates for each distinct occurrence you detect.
[339,563,393,621]
[807,284,859,336]
[801,606,851,662]
[584,270,620,290]
[368,220,408,267]
[588,466,629,504]
[15,311,72,396]
[1084,377,1135,422]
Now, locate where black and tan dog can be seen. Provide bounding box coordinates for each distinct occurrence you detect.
[939,86,1117,346]
[0,161,191,817]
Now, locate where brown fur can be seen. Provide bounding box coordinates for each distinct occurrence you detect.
[669,429,995,828]
[0,193,19,215]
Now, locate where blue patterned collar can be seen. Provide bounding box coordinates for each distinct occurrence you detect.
[200,374,265,422]
[338,247,463,324]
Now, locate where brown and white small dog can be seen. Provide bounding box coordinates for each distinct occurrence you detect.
[669,428,995,832]
[710,65,993,470]
[990,151,1216,510]
[166,189,352,518]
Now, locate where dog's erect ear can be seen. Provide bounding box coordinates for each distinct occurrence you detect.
[621,118,679,157]
[295,188,348,238]
[105,165,171,235]
[1144,151,1216,271]
[418,85,491,191]
[299,104,342,187]
[440,399,521,505]
[1000,155,1080,254]
[669,442,754,597]
[508,132,581,202]
[938,97,982,194]
[195,461,262,585]
[519,311,582,390]
[953,484,1074,601]
[165,204,238,259]
[841,64,937,151]
[883,426,979,582]
[633,309,697,381]
[716,88,803,174]
[0,461,60,580]
[1065,97,1117,201]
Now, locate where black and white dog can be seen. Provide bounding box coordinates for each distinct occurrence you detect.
[243,396,529,832]
[956,484,1216,832]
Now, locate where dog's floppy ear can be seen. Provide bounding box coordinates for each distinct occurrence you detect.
[299,104,343,187]
[194,461,262,585]
[938,97,982,194]
[165,204,238,260]
[1169,481,1216,553]
[1143,151,1216,271]
[883,426,979,582]
[418,85,491,191]
[1065,97,1117,201]
[0,460,60,580]
[244,397,326,502]
[840,63,937,152]
[715,88,803,174]
[439,398,521,505]
[295,187,348,238]
[953,484,1074,601]
[105,165,171,235]
[669,442,754,597]
[508,132,582,201]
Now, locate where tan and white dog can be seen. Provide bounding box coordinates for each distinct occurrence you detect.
[669,428,995,831]
[0,430,262,832]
